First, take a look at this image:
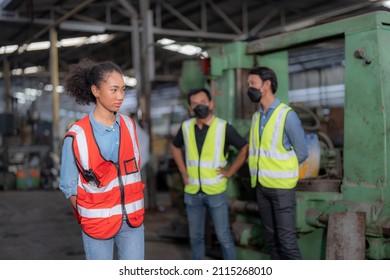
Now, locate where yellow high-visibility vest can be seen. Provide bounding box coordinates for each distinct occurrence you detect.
[182,117,228,194]
[248,103,299,189]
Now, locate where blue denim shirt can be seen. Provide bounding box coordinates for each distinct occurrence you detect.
[59,110,120,199]
[258,98,308,164]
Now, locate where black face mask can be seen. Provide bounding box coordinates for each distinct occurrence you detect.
[247,87,262,103]
[193,104,210,119]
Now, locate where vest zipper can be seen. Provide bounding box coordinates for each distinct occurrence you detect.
[256,115,262,185]
[116,162,127,217]
[197,159,202,190]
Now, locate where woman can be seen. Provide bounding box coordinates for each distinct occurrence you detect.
[59,59,145,260]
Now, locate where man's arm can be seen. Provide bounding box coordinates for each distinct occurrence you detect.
[285,110,309,164]
[170,143,188,185]
[218,144,248,178]
[218,124,249,178]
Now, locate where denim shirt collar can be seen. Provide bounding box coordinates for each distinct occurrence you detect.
[89,110,120,136]
[257,98,281,114]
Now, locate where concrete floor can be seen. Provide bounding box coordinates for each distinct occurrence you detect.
[0,189,195,260]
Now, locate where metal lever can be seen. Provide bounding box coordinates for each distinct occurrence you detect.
[354,49,371,65]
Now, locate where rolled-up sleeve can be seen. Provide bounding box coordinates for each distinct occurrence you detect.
[284,110,309,164]
[59,137,79,199]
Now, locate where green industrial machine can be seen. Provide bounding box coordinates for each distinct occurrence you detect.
[178,11,390,259]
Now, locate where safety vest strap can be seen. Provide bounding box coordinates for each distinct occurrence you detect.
[121,116,141,168]
[68,124,90,170]
[268,105,289,151]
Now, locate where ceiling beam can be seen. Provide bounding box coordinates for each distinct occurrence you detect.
[207,0,242,35]
[28,0,97,45]
[258,1,381,37]
[162,2,201,32]
[237,7,279,40]
[117,0,138,18]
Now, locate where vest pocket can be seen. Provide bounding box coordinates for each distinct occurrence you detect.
[124,158,139,175]
[94,161,117,187]
[127,206,144,227]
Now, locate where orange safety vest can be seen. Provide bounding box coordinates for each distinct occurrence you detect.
[65,114,145,239]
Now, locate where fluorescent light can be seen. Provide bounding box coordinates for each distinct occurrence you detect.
[157,38,176,45]
[85,34,113,44]
[44,84,53,91]
[43,84,64,93]
[200,51,209,58]
[178,44,202,56]
[0,45,18,54]
[3,34,113,56]
[124,76,137,87]
[56,85,64,93]
[162,44,182,52]
[26,41,51,51]
[59,37,87,47]
[24,66,41,74]
[161,41,203,56]
[12,68,23,75]
[60,21,106,33]
[25,88,42,98]
[58,34,113,47]
[383,1,390,8]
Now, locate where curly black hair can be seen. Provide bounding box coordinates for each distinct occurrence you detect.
[64,58,123,105]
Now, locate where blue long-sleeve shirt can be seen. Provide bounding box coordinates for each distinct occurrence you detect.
[258,98,308,164]
[59,110,120,199]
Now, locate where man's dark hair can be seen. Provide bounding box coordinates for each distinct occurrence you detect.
[187,87,212,105]
[248,66,278,94]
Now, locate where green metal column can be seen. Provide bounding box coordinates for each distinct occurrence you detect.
[213,69,236,124]
[341,16,390,259]
[208,42,254,124]
[256,51,289,104]
[342,23,390,211]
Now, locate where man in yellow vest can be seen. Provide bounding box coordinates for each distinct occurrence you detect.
[247,66,308,260]
[170,88,248,260]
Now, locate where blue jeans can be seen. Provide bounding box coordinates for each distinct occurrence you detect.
[82,221,144,260]
[184,192,236,260]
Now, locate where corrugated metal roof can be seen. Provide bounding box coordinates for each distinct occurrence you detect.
[0,0,388,81]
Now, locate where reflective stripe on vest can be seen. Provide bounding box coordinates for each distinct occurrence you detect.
[78,198,144,218]
[248,103,299,189]
[66,114,144,239]
[182,117,227,195]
